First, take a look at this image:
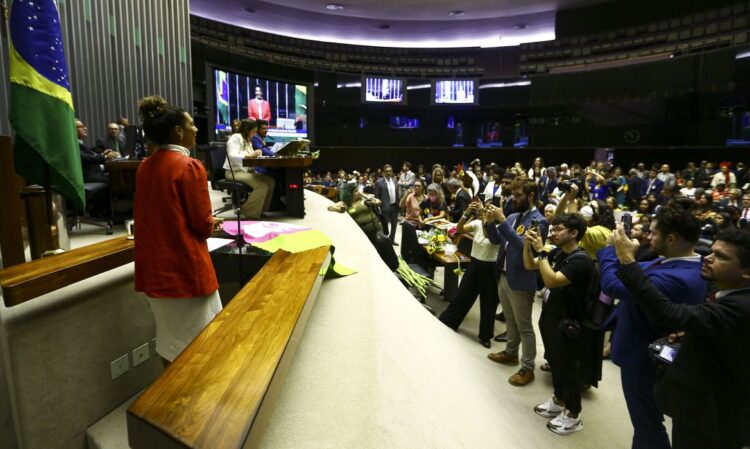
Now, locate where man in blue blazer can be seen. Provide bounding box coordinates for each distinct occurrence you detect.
[640,169,664,198]
[485,179,549,386]
[598,199,707,449]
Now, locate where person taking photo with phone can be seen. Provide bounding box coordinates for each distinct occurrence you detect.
[613,225,750,449]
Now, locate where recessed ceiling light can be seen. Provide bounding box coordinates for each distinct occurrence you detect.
[377,24,391,30]
[326,3,344,10]
[244,7,257,13]
[448,10,466,16]
[514,23,528,30]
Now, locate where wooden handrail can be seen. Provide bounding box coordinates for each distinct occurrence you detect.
[0,237,134,307]
[127,245,332,449]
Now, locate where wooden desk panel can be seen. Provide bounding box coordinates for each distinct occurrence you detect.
[127,246,331,449]
[0,237,134,306]
[241,156,312,169]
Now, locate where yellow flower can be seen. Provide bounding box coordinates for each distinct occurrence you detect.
[437,235,446,243]
[426,247,436,255]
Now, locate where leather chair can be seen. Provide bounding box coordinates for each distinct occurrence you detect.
[69,182,114,234]
[202,141,252,216]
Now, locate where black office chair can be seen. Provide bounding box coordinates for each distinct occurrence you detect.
[202,141,252,216]
[69,182,113,234]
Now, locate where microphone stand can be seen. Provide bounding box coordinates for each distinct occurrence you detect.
[225,136,248,286]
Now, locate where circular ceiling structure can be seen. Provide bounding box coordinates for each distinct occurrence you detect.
[190,0,613,48]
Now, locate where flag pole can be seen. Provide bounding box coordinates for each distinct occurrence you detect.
[42,161,56,237]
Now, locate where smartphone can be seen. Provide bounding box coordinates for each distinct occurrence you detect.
[621,214,633,238]
[530,219,539,231]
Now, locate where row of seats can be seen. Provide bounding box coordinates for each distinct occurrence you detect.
[520,2,750,74]
[192,33,484,77]
[191,16,481,73]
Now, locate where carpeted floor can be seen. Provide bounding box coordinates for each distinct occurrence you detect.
[70,187,658,449]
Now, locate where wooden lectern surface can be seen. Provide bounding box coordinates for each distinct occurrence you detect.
[128,246,331,449]
[0,236,134,307]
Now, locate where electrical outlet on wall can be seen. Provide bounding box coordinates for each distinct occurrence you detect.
[132,343,150,367]
[110,354,129,380]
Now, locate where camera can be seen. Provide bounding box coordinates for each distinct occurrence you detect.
[648,337,681,365]
[558,178,583,194]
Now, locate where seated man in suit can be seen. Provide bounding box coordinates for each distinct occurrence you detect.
[614,226,750,449]
[95,122,125,155]
[76,119,118,183]
[76,119,118,216]
[251,119,286,208]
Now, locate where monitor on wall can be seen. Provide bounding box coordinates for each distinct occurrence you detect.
[213,68,309,141]
[362,76,406,104]
[432,79,477,105]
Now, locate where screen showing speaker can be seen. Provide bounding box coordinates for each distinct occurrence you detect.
[214,68,308,141]
[362,77,406,104]
[433,80,477,105]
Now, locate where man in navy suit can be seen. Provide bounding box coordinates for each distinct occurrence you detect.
[598,199,707,449]
[614,226,750,449]
[485,179,549,386]
[641,169,664,198]
[374,164,400,244]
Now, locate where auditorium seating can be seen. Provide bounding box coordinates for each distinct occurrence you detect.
[190,16,484,78]
[520,2,750,74]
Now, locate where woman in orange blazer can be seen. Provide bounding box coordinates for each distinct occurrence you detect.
[134,95,221,364]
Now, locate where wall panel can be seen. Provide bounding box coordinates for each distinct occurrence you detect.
[0,0,192,146]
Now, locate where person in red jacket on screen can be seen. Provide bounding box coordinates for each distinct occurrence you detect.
[247,85,271,122]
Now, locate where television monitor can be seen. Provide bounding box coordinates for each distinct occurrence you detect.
[388,116,419,129]
[362,76,406,104]
[213,68,308,141]
[432,80,477,105]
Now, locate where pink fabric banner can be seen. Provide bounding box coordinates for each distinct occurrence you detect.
[220,220,311,244]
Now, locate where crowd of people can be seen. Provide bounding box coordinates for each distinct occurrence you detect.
[316,157,750,448]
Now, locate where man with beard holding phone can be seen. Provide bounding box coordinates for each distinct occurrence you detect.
[613,226,750,449]
[597,199,707,449]
[485,179,548,386]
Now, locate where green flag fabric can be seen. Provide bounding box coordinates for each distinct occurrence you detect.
[9,0,85,210]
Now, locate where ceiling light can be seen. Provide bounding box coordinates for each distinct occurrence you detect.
[377,24,391,30]
[448,10,465,16]
[244,7,257,13]
[513,24,528,30]
[326,3,344,10]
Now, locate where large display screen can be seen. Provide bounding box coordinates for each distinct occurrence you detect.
[362,77,406,104]
[433,80,477,105]
[214,68,308,141]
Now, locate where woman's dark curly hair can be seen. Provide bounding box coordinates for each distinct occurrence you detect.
[138,95,187,145]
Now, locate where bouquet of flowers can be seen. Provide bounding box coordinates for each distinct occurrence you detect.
[418,228,448,255]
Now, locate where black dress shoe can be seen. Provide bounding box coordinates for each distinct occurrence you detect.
[495,312,506,322]
[480,339,491,348]
[494,331,508,342]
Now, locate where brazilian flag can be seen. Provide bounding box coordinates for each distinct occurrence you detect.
[9,0,85,210]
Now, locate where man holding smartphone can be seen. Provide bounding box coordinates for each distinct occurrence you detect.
[485,179,548,386]
[613,226,750,449]
[597,199,706,449]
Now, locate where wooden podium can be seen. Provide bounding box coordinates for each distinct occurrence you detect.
[242,156,312,218]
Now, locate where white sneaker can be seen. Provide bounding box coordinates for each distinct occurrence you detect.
[534,397,563,418]
[547,409,583,435]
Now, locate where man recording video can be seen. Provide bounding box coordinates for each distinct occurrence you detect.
[613,226,750,449]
